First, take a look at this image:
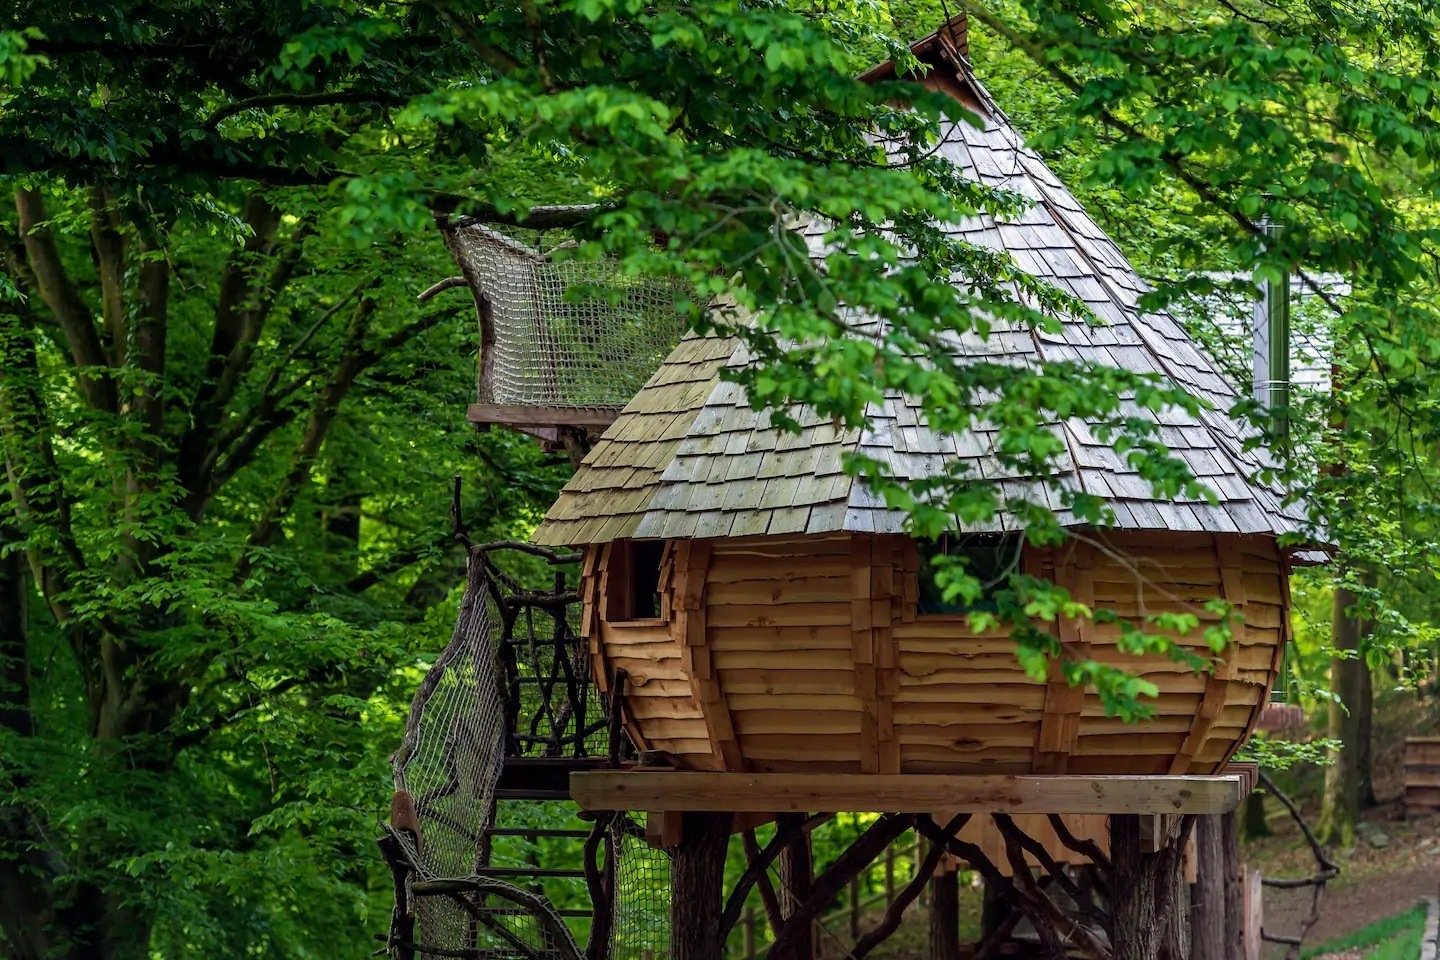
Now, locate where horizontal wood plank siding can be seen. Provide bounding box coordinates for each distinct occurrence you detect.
[589,531,1287,776]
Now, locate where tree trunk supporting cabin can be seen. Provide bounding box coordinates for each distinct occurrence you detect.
[1112,815,1194,960]
[1160,861,1192,960]
[929,868,961,960]
[671,812,733,960]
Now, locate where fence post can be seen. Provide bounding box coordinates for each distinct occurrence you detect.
[742,907,756,960]
[884,844,896,902]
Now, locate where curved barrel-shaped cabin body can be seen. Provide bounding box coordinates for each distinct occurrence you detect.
[579,531,1286,777]
[532,32,1309,782]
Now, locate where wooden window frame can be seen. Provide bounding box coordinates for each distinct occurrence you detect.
[600,540,673,625]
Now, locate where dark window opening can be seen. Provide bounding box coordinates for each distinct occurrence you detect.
[917,533,1023,615]
[607,540,667,621]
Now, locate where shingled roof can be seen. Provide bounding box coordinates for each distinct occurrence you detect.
[531,27,1306,548]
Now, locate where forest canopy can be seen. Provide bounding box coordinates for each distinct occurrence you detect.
[3,1,1440,957]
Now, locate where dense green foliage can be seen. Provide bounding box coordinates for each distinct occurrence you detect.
[5,0,1440,957]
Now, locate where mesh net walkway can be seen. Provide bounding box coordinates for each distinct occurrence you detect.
[382,542,671,960]
[443,224,692,411]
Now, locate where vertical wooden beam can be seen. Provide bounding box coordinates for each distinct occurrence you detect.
[675,540,743,770]
[851,535,880,774]
[777,812,815,960]
[1171,536,1247,774]
[671,811,734,960]
[874,538,901,774]
[1035,544,1092,773]
[928,867,961,960]
[1234,542,1291,756]
[1222,812,1243,960]
[1241,870,1264,960]
[1189,815,1226,960]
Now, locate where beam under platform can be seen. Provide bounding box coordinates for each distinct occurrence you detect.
[571,771,1247,815]
[467,402,619,427]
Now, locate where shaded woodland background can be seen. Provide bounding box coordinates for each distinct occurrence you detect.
[4,1,1440,958]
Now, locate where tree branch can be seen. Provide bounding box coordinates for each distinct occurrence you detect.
[719,814,827,941]
[204,90,410,131]
[204,299,447,508]
[0,308,99,689]
[179,194,284,491]
[438,201,602,231]
[426,0,523,74]
[850,815,969,960]
[13,189,117,412]
[344,536,449,594]
[86,186,126,366]
[765,815,914,960]
[236,292,378,578]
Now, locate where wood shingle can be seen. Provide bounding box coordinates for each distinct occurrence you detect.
[531,53,1308,548]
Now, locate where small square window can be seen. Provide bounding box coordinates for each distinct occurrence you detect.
[605,540,667,621]
[916,533,1023,615]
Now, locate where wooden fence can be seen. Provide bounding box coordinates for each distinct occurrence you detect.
[1406,737,1440,814]
[732,838,925,960]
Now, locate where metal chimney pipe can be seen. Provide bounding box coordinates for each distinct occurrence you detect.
[1253,216,1291,450]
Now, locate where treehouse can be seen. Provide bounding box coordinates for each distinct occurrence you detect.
[401,18,1318,960]
[516,35,1307,785]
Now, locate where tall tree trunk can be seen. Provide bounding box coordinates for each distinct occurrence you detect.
[929,869,961,960]
[1357,657,1376,810]
[0,503,127,960]
[1318,585,1363,846]
[670,812,732,960]
[1112,816,1192,960]
[1160,863,1191,960]
[0,500,49,960]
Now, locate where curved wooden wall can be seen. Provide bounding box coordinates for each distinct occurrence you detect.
[584,531,1287,776]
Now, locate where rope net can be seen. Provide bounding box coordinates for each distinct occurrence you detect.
[443,224,691,410]
[385,543,671,960]
[610,815,672,960]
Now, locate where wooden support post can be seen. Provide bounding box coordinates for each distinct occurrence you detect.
[1112,814,1194,960]
[1190,815,1225,960]
[671,812,733,960]
[777,813,815,960]
[928,868,961,960]
[1222,811,1243,960]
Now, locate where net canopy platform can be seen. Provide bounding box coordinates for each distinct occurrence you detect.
[442,222,691,439]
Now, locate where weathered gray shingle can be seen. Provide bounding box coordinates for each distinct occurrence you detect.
[532,58,1308,547]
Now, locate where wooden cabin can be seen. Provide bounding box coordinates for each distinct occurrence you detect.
[520,23,1307,781]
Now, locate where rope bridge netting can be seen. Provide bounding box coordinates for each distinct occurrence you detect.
[381,540,671,960]
[442,223,692,411]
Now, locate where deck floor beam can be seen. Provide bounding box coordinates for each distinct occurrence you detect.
[570,771,1246,815]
